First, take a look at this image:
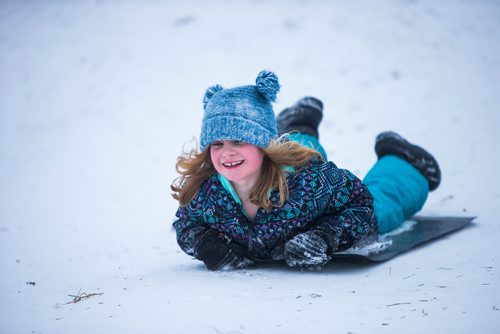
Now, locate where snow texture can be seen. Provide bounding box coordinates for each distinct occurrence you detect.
[338,220,419,256]
[1,0,500,333]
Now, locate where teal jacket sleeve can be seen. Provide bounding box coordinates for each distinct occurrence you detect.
[313,167,378,252]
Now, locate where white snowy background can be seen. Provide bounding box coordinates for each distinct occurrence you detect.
[1,0,499,333]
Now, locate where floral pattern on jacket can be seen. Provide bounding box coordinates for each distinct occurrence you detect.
[173,160,378,261]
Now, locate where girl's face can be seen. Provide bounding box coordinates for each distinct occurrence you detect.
[210,140,265,187]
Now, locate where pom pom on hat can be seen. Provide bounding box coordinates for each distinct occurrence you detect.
[256,70,280,102]
[200,70,280,151]
[203,84,224,110]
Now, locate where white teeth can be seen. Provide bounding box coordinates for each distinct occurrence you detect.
[223,160,243,167]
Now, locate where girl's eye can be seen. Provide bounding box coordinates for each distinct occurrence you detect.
[231,140,242,145]
[211,142,223,147]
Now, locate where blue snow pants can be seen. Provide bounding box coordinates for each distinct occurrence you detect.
[289,133,429,234]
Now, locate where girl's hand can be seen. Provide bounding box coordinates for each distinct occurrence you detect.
[194,230,254,270]
[283,230,331,268]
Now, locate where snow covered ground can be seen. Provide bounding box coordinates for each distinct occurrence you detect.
[1,0,500,333]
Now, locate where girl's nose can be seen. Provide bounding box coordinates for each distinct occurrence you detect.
[221,144,236,156]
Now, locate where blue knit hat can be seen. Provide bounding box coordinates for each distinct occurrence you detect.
[200,70,280,151]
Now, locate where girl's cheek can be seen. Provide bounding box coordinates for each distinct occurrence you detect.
[210,150,224,173]
[210,147,218,159]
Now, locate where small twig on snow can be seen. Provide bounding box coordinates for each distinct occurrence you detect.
[66,289,103,304]
[386,302,410,307]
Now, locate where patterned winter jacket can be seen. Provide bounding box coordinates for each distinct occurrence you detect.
[173,159,378,261]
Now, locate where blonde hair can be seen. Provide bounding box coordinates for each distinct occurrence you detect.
[171,138,322,211]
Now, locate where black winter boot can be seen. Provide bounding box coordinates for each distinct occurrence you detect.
[375,131,441,191]
[276,96,323,138]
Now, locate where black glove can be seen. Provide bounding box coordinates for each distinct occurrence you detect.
[284,230,331,268]
[194,229,253,271]
[283,220,342,268]
[271,242,286,261]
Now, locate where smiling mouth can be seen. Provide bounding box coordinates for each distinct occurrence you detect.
[222,160,244,168]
